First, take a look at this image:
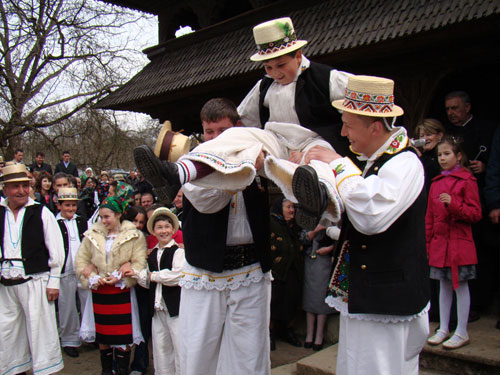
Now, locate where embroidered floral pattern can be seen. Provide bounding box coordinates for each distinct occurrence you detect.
[342,88,395,114]
[385,133,407,154]
[333,164,345,177]
[327,240,350,302]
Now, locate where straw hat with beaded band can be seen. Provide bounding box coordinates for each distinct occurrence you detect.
[250,17,307,62]
[332,75,404,118]
[147,207,179,235]
[0,163,31,184]
[154,121,191,162]
[58,187,79,201]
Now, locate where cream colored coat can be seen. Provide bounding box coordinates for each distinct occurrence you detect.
[75,220,147,289]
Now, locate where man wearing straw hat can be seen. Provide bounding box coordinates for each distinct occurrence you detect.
[292,75,430,375]
[134,17,350,226]
[0,163,65,375]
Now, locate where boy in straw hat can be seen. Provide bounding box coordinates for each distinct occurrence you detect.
[55,187,89,358]
[292,75,430,375]
[134,17,351,223]
[0,163,65,375]
[125,207,185,375]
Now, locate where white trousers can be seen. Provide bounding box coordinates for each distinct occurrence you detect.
[336,312,429,375]
[178,278,272,375]
[58,273,90,347]
[184,122,331,191]
[0,278,63,375]
[152,310,179,375]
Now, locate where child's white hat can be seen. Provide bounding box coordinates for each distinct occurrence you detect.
[250,17,307,62]
[147,207,179,235]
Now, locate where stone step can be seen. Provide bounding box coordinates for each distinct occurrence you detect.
[272,362,297,375]
[272,314,500,375]
[420,318,500,375]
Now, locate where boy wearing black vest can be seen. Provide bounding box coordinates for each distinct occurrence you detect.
[56,187,89,358]
[292,75,430,375]
[126,207,184,375]
[134,17,351,227]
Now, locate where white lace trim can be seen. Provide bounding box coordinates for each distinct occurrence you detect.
[0,264,49,281]
[325,295,430,323]
[179,262,273,291]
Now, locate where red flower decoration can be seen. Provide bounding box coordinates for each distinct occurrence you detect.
[350,92,357,99]
[363,94,371,101]
[377,96,385,103]
[391,139,400,148]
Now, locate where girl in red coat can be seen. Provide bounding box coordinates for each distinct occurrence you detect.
[425,136,481,349]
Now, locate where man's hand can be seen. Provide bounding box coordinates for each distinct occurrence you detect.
[288,151,304,164]
[304,146,342,164]
[254,150,266,171]
[469,160,485,174]
[489,208,500,224]
[46,288,59,301]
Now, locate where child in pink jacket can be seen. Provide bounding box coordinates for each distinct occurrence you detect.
[425,136,481,350]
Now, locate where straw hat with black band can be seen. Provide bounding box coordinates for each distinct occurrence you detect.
[154,121,192,162]
[250,17,307,62]
[0,163,31,184]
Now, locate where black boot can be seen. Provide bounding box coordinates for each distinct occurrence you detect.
[134,145,181,205]
[116,349,131,375]
[292,165,329,230]
[100,348,113,375]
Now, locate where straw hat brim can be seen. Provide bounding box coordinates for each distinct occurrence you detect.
[250,40,307,62]
[332,99,404,117]
[147,207,179,236]
[154,121,191,162]
[0,176,31,184]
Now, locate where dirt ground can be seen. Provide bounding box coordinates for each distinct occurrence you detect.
[24,338,319,374]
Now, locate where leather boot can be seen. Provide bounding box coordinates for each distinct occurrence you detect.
[100,348,113,375]
[116,349,131,375]
[292,165,329,230]
[134,145,181,205]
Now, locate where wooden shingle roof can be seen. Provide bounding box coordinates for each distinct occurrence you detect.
[97,0,500,110]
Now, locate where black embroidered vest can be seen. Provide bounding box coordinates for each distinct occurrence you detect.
[344,149,430,315]
[182,180,272,273]
[0,204,51,275]
[57,216,88,273]
[147,245,181,317]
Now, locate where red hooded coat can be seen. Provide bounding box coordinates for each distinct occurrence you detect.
[425,167,482,289]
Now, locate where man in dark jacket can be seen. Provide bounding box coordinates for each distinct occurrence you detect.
[54,151,78,177]
[30,151,53,175]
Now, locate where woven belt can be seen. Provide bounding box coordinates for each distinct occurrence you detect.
[223,244,258,270]
[0,277,32,286]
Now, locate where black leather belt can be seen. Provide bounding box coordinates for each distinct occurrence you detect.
[0,277,32,286]
[223,244,258,271]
